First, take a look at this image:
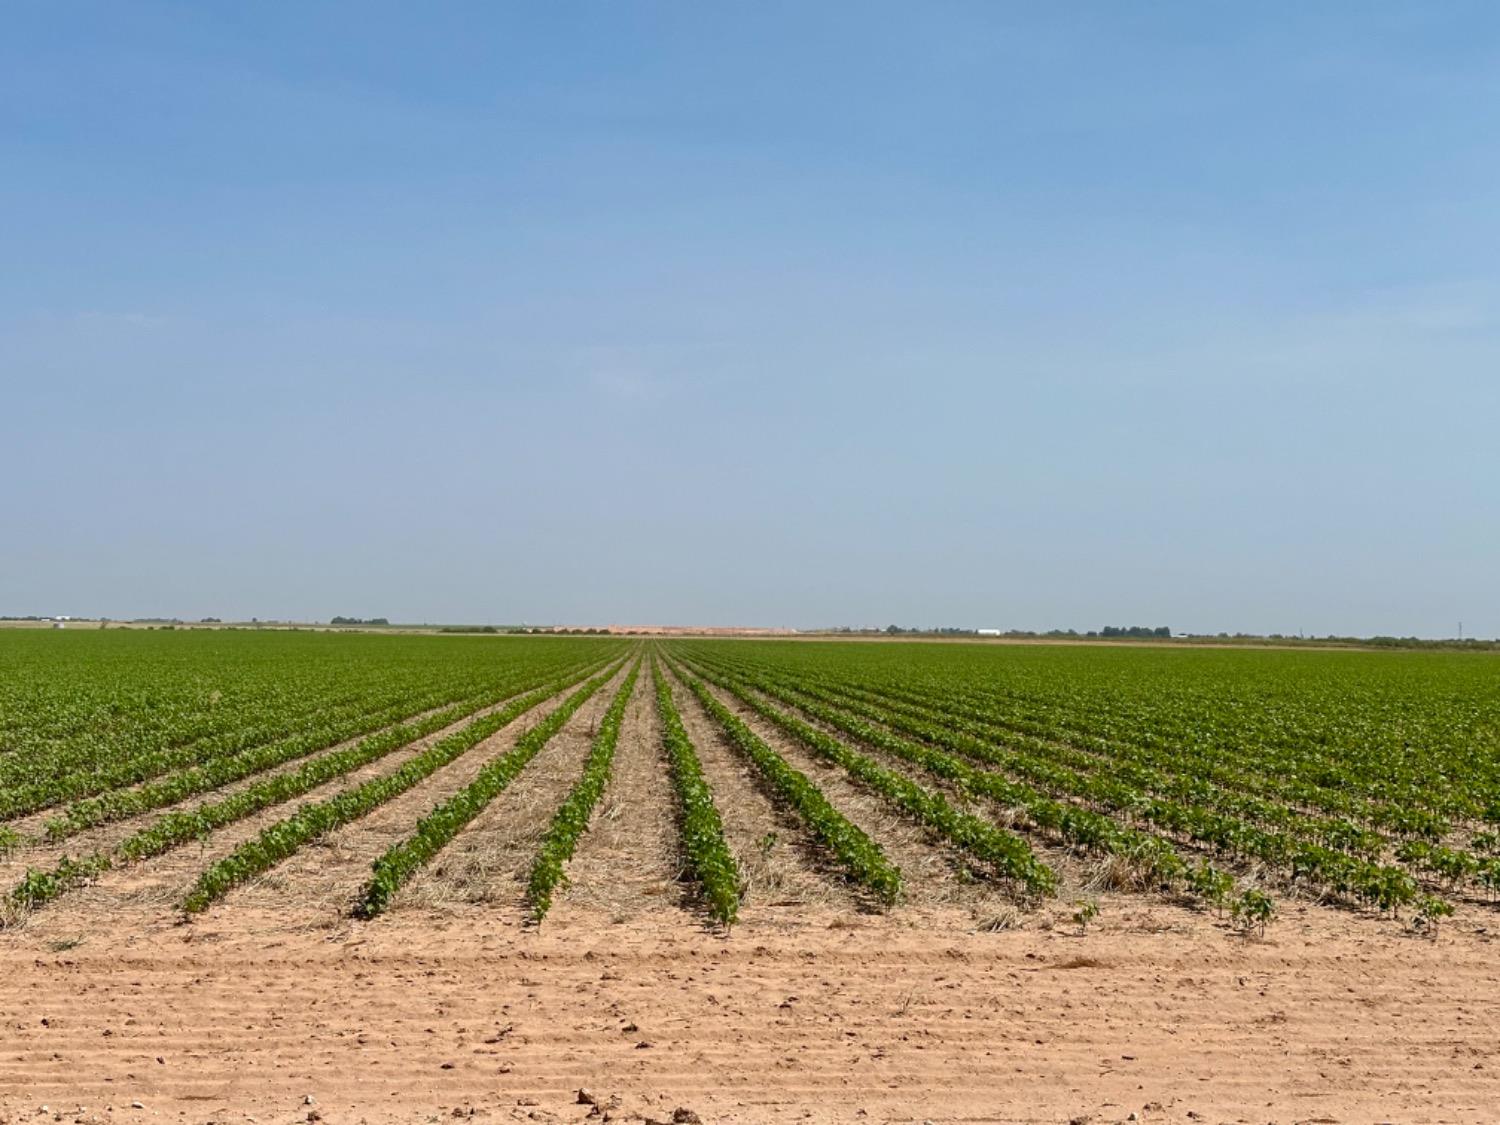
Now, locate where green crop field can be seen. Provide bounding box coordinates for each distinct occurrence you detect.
[3,629,1498,935]
[674,639,1500,931]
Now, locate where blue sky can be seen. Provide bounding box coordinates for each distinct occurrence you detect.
[3,3,1497,635]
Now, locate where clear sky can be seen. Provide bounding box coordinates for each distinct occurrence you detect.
[3,3,1497,636]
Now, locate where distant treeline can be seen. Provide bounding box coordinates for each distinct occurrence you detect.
[818,625,1498,651]
[330,616,390,626]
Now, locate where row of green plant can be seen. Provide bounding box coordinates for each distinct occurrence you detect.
[116,682,545,863]
[710,654,1422,913]
[179,662,619,914]
[686,651,1300,928]
[9,853,112,914]
[827,670,1450,845]
[11,702,461,912]
[688,639,1500,833]
[679,658,1056,900]
[653,659,741,926]
[848,683,1417,910]
[0,631,629,817]
[34,647,605,847]
[675,666,902,907]
[5,681,428,822]
[3,659,613,917]
[723,654,1395,863]
[354,666,621,918]
[674,653,1233,905]
[903,656,1497,828]
[687,648,1430,914]
[525,662,643,920]
[0,637,386,787]
[43,687,504,841]
[1397,838,1500,898]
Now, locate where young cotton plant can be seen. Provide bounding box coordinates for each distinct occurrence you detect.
[684,660,1056,902]
[653,660,741,927]
[180,665,614,915]
[1412,895,1454,939]
[1073,898,1100,935]
[8,852,111,914]
[1230,888,1275,938]
[525,661,642,920]
[355,668,618,918]
[683,670,902,908]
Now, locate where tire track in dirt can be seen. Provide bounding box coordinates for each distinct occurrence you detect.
[662,664,856,916]
[396,663,635,914]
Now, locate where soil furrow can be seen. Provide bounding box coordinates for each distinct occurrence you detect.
[192,680,598,929]
[550,666,682,919]
[397,663,635,914]
[689,670,1024,918]
[6,690,580,939]
[662,664,855,916]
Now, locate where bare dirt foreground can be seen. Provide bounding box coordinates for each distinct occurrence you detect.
[4,896,1498,1125]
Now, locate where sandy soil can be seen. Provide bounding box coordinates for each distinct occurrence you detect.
[4,899,1498,1124]
[4,673,1499,1123]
